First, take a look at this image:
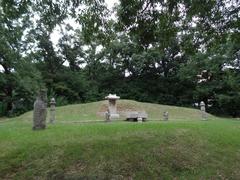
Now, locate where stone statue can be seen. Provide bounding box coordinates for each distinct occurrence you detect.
[105,109,110,122]
[49,98,56,124]
[163,111,169,121]
[33,90,47,130]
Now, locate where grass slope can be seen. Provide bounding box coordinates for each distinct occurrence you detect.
[0,100,239,179]
[18,100,214,122]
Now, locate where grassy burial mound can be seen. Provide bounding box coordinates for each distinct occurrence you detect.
[18,100,214,122]
[1,100,239,179]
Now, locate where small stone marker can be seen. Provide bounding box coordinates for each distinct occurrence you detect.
[137,117,143,123]
[163,111,169,121]
[105,109,110,122]
[105,94,120,120]
[49,98,56,124]
[33,90,47,130]
[200,101,207,120]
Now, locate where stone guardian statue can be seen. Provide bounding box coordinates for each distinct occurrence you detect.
[163,111,169,121]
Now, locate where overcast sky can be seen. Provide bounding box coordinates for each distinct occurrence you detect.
[106,0,119,9]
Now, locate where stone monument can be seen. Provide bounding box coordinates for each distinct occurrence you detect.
[200,101,207,120]
[105,94,120,120]
[49,98,56,124]
[33,90,47,130]
[163,111,169,121]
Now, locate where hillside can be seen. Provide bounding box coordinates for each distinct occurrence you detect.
[18,100,214,122]
[1,100,240,179]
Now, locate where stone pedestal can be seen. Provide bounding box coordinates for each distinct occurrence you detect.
[200,101,207,120]
[33,90,47,130]
[137,117,143,123]
[49,98,56,124]
[105,94,120,120]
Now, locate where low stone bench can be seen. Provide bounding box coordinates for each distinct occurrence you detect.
[126,111,148,122]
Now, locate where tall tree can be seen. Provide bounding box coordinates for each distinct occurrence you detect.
[0,0,43,115]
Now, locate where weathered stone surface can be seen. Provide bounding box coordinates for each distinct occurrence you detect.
[200,101,207,120]
[126,111,148,121]
[33,90,47,130]
[105,109,110,122]
[105,94,120,120]
[163,111,169,121]
[49,97,56,124]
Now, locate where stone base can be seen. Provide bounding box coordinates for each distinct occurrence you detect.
[109,114,120,119]
[137,117,143,123]
[201,112,207,120]
[33,124,46,130]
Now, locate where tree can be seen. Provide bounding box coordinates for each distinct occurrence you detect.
[0,0,43,116]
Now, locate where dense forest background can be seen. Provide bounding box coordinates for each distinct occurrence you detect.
[0,0,239,117]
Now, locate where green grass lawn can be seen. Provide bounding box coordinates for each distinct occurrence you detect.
[0,100,240,179]
[18,100,214,122]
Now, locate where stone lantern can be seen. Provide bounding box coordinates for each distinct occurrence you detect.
[105,94,120,120]
[200,101,207,120]
[49,98,56,124]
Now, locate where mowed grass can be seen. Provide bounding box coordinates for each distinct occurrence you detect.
[0,100,240,179]
[18,99,214,122]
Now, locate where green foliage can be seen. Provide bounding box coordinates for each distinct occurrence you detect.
[0,0,239,117]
